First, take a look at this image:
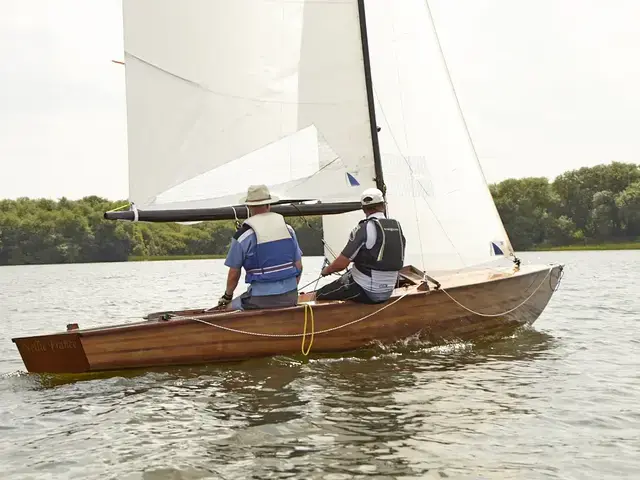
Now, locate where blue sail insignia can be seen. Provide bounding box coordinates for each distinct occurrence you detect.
[346,173,360,186]
[490,241,505,256]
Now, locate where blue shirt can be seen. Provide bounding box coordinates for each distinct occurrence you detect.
[224,224,302,296]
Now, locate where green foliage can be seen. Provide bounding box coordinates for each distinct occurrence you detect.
[615,181,640,236]
[489,177,557,249]
[491,162,640,249]
[1,162,638,265]
[0,197,326,265]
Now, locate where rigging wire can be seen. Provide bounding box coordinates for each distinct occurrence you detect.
[291,203,339,261]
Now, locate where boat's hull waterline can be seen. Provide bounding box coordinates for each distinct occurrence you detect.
[12,263,563,374]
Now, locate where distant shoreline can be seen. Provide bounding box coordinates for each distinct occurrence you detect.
[127,242,640,262]
[2,246,637,267]
[529,242,640,252]
[128,254,225,262]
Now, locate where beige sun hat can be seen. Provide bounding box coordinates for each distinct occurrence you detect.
[241,184,280,206]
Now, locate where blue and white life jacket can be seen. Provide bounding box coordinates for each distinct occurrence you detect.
[243,212,299,284]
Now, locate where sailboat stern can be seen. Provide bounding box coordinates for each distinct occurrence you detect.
[12,332,89,374]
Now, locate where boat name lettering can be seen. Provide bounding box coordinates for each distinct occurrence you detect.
[49,339,78,351]
[21,339,78,353]
[22,340,47,353]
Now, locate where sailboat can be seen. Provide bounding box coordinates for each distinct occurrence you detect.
[12,0,563,374]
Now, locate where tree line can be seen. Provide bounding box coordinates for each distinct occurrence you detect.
[0,162,638,265]
[490,161,640,250]
[0,196,324,265]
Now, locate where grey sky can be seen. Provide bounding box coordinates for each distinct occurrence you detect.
[1,0,638,200]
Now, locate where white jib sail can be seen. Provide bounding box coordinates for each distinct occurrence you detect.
[362,0,515,273]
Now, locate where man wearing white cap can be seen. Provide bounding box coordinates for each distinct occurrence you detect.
[217,184,303,310]
[314,187,405,304]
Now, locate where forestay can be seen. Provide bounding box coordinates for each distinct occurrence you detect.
[322,0,515,273]
[122,0,377,210]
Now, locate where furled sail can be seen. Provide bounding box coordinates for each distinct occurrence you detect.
[122,0,378,211]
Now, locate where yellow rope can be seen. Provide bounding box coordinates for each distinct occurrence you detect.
[188,291,409,338]
[107,203,131,212]
[301,304,315,355]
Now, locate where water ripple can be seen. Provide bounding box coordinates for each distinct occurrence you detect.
[1,252,639,479]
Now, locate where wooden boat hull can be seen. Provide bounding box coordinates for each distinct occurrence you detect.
[12,263,563,374]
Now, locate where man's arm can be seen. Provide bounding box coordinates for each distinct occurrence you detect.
[225,267,242,296]
[320,222,366,276]
[295,259,303,284]
[220,235,246,301]
[288,225,304,284]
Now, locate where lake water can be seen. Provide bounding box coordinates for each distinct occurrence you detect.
[1,251,639,479]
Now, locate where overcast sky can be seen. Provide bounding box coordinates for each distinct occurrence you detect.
[1,0,639,200]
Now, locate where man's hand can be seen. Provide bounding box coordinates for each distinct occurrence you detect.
[321,254,351,277]
[217,292,233,308]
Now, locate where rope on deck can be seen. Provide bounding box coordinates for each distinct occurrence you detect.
[178,290,410,339]
[437,266,555,318]
[167,265,560,349]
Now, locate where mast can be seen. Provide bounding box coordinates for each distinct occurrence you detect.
[357,0,385,196]
[104,201,363,223]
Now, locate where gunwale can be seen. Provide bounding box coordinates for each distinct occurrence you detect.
[11,262,563,374]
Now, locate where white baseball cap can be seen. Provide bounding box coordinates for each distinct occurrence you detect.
[360,187,385,206]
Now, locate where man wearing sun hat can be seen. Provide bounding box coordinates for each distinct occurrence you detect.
[217,184,303,310]
[314,187,405,304]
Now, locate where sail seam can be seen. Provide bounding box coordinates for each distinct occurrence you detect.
[125,52,355,107]
[278,155,342,194]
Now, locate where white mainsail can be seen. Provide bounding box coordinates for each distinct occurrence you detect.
[121,0,515,274]
[122,0,377,209]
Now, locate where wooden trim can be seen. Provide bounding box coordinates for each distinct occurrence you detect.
[11,263,563,374]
